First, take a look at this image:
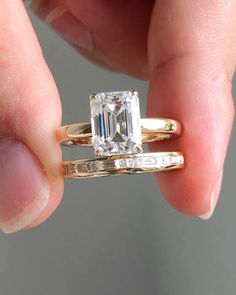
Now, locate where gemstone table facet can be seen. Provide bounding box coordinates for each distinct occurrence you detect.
[90,91,142,156]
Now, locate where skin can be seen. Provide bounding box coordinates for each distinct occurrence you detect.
[0,0,235,233]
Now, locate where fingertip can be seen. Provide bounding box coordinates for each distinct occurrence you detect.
[24,177,64,231]
[155,170,211,217]
[0,138,50,234]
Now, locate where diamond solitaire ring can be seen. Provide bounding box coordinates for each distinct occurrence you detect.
[58,91,184,178]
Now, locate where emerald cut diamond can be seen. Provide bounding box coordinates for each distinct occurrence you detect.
[90,91,142,156]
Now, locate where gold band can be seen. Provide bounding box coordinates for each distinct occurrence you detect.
[63,152,184,179]
[57,118,181,147]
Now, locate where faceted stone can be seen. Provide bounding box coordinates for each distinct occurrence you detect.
[90,91,142,156]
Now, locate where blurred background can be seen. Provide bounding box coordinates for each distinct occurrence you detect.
[0,5,235,295]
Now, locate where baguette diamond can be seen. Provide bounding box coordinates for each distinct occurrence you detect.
[90,91,142,156]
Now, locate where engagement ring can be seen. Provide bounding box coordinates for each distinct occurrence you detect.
[57,91,184,178]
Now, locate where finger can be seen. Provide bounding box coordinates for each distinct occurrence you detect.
[148,0,235,217]
[29,0,155,79]
[0,0,63,233]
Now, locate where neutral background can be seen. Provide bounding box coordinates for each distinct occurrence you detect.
[0,6,235,295]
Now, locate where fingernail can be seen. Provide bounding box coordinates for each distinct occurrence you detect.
[0,139,50,234]
[30,2,93,52]
[199,169,223,220]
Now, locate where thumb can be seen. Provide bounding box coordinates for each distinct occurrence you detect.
[147,0,235,217]
[0,0,63,233]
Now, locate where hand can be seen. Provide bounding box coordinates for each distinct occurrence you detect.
[0,0,234,233]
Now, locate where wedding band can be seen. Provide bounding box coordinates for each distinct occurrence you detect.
[57,118,181,147]
[63,152,184,179]
[59,90,184,179]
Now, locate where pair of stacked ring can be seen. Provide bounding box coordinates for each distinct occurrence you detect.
[57,91,184,178]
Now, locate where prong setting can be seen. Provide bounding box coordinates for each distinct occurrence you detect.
[89,94,96,101]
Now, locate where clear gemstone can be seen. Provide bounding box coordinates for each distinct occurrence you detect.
[138,156,157,167]
[90,91,142,156]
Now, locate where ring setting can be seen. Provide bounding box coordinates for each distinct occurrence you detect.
[58,90,184,178]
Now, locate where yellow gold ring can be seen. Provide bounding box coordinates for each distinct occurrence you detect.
[58,90,184,179]
[57,118,181,148]
[63,152,184,179]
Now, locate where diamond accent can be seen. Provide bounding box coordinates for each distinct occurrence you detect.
[90,91,142,156]
[63,153,184,178]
